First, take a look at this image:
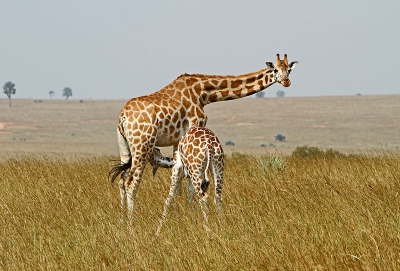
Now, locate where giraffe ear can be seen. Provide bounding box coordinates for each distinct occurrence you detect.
[265,62,275,70]
[289,61,298,69]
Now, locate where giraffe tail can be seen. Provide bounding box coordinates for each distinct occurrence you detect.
[108,158,132,183]
[109,121,132,183]
[201,143,213,193]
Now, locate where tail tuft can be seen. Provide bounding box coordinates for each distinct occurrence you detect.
[108,158,132,183]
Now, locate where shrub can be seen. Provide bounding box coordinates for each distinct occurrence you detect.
[291,145,346,158]
[259,155,286,171]
[275,134,286,141]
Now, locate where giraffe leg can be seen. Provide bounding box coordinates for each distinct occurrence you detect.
[191,176,209,224]
[118,175,126,223]
[156,157,184,236]
[125,165,145,225]
[201,177,210,208]
[116,128,131,223]
[117,168,131,223]
[212,153,224,217]
[187,177,196,208]
[198,193,209,224]
[176,176,183,196]
[124,121,158,225]
[213,172,223,216]
[173,145,184,196]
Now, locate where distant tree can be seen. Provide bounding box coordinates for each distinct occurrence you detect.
[276,90,285,98]
[49,90,55,99]
[3,81,16,107]
[275,133,286,141]
[225,141,235,146]
[255,91,266,98]
[62,87,72,99]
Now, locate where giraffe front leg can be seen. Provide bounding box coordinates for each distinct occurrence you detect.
[156,162,183,236]
[172,145,184,196]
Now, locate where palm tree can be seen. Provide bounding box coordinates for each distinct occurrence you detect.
[49,90,55,99]
[3,81,16,107]
[62,87,72,99]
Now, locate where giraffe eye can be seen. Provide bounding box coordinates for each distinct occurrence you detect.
[274,69,278,73]
[288,69,291,74]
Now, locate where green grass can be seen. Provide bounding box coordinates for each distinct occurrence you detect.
[1,151,400,270]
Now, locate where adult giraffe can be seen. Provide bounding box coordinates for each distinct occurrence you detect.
[110,54,298,223]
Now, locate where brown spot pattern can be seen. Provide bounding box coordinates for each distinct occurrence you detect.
[230,79,243,89]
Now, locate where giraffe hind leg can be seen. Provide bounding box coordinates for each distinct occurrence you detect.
[187,177,197,209]
[109,158,131,224]
[118,177,126,223]
[125,161,148,225]
[114,127,131,223]
[119,169,132,223]
[176,178,183,196]
[213,163,223,217]
[198,191,209,224]
[191,176,209,224]
[125,124,158,224]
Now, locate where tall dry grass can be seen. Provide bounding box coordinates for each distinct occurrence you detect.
[1,151,399,270]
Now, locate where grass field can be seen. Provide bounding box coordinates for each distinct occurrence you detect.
[0,95,399,269]
[1,151,399,270]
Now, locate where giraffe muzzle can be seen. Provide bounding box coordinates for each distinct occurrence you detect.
[281,79,291,87]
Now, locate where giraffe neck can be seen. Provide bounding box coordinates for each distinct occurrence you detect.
[187,68,275,104]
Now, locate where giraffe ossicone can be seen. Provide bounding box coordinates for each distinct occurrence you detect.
[109,54,298,223]
[156,126,224,236]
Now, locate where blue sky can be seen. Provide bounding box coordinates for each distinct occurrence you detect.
[1,0,399,99]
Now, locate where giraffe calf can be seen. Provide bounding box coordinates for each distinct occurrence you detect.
[155,126,224,235]
[150,148,174,179]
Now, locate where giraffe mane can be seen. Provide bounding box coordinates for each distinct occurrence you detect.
[175,68,271,81]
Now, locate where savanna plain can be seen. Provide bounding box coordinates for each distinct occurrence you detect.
[0,95,399,270]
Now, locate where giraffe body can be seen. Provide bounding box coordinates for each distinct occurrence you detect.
[110,54,298,222]
[156,126,224,235]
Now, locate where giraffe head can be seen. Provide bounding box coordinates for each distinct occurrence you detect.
[266,54,298,87]
[150,148,173,179]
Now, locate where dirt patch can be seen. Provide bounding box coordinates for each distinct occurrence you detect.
[0,122,11,129]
